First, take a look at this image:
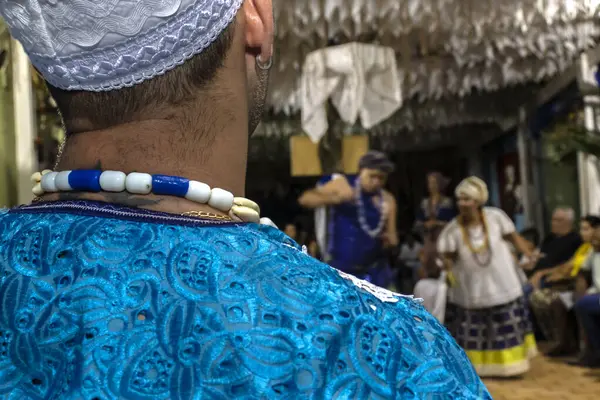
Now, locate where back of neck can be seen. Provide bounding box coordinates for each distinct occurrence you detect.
[47,117,249,216]
[58,118,248,193]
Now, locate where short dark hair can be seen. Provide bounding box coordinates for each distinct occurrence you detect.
[358,151,394,173]
[582,215,600,228]
[47,22,235,133]
[520,227,539,246]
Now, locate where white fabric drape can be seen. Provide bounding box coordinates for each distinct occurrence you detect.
[300,43,402,142]
[314,206,328,259]
[414,272,448,323]
[270,0,600,119]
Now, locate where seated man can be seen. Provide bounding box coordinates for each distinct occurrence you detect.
[0,0,490,398]
[528,215,600,356]
[573,227,600,367]
[526,207,582,287]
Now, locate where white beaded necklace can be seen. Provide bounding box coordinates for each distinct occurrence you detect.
[30,169,277,227]
[355,178,386,239]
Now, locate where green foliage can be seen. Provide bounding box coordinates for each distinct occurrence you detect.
[545,117,600,163]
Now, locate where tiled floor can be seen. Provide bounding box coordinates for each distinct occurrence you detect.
[484,355,600,399]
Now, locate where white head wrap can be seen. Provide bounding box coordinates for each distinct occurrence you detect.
[455,176,489,205]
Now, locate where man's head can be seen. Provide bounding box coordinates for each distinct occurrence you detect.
[357,151,394,193]
[427,172,449,196]
[580,215,600,243]
[284,223,297,240]
[1,0,274,136]
[551,207,575,236]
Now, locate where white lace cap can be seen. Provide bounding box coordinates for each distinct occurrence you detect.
[0,0,243,91]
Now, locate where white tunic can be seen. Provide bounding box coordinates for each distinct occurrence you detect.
[437,207,523,309]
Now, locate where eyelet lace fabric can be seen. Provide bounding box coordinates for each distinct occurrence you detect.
[0,0,243,91]
[0,203,490,399]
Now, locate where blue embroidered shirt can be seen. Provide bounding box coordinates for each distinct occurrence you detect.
[0,201,490,399]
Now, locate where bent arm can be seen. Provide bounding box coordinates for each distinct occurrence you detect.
[535,263,567,280]
[297,190,333,209]
[555,259,575,278]
[298,176,353,209]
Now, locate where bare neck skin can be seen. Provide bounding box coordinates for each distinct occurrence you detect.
[42,94,249,217]
[461,209,482,227]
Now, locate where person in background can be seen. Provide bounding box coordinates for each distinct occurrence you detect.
[438,176,537,377]
[413,249,448,323]
[284,221,321,259]
[298,151,399,287]
[284,222,298,241]
[526,207,582,288]
[571,227,600,368]
[306,233,321,260]
[520,227,540,249]
[415,172,455,239]
[501,165,521,225]
[415,172,455,290]
[529,215,600,357]
[399,232,423,286]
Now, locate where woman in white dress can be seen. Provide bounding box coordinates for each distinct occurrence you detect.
[437,176,538,377]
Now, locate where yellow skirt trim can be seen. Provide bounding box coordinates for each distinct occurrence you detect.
[466,334,537,366]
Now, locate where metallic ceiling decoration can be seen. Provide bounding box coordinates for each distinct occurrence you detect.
[0,21,9,82]
[268,0,600,132]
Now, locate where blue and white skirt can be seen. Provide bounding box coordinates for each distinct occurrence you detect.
[445,296,538,377]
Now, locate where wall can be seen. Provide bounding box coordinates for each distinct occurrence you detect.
[12,40,36,206]
[540,152,580,219]
[529,84,583,227]
[481,131,582,232]
[0,42,15,208]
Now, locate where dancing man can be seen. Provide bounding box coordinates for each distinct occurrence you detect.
[298,151,398,287]
[0,1,489,397]
[438,176,537,377]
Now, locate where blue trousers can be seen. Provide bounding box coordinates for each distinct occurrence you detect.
[574,293,600,356]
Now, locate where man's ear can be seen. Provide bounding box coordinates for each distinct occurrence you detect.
[242,0,273,59]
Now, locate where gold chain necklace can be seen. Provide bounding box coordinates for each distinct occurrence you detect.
[182,197,260,222]
[181,210,232,221]
[33,197,234,222]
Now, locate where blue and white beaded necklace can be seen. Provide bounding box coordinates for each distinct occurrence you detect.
[31,169,275,226]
